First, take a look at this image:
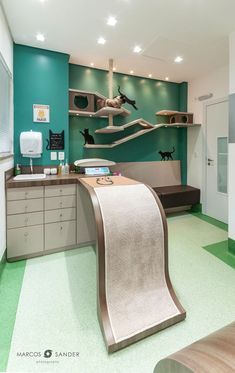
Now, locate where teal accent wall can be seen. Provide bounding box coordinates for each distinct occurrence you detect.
[14,45,69,166]
[69,64,188,184]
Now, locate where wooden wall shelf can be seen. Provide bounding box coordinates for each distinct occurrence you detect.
[69,89,131,117]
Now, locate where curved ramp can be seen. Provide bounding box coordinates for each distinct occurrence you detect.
[80,176,186,352]
[154,322,235,373]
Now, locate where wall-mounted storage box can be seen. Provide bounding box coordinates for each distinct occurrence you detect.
[169,113,193,124]
[156,110,193,124]
[69,90,95,113]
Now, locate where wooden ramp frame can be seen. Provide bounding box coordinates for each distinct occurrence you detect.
[154,322,235,373]
[81,176,186,352]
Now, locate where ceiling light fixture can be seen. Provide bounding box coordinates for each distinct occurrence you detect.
[174,56,183,63]
[36,33,45,42]
[148,74,152,78]
[90,62,94,67]
[133,45,142,53]
[98,37,106,45]
[165,77,169,81]
[130,70,134,74]
[107,16,117,26]
[113,67,116,71]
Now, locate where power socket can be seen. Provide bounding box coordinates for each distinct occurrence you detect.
[58,152,65,161]
[50,152,57,161]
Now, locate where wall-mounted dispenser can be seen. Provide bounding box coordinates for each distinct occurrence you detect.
[20,131,42,158]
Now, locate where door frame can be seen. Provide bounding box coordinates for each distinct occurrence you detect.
[202,96,228,216]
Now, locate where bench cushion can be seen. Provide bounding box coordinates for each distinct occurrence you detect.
[153,185,200,209]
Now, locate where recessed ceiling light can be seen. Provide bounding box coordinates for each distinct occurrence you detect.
[165,76,169,81]
[113,67,116,71]
[130,70,134,74]
[133,45,142,53]
[39,0,47,3]
[148,74,152,78]
[36,33,45,42]
[174,56,183,63]
[90,62,94,67]
[107,16,117,26]
[97,37,106,45]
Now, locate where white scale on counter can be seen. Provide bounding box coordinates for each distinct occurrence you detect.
[85,167,110,176]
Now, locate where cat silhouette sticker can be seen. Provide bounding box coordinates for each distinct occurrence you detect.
[159,147,175,161]
[80,129,95,145]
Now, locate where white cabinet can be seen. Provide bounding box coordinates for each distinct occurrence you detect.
[45,184,76,197]
[45,208,76,224]
[45,195,76,210]
[7,225,44,258]
[45,221,76,251]
[7,184,77,261]
[7,186,44,260]
[44,184,76,252]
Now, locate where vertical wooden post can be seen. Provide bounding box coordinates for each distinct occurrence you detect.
[108,58,113,127]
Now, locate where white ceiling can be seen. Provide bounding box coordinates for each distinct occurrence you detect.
[1,0,235,82]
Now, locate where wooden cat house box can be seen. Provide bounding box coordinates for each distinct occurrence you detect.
[156,110,193,125]
[69,89,95,113]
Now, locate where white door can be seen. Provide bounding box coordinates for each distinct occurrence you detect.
[206,99,228,223]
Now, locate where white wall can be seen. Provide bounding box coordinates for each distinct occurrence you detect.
[0,5,13,261]
[228,32,235,241]
[187,65,229,205]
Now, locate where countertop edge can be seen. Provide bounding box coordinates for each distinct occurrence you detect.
[6,174,84,188]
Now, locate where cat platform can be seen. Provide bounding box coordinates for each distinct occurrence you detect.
[80,176,186,352]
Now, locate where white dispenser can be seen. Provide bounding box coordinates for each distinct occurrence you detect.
[20,131,42,158]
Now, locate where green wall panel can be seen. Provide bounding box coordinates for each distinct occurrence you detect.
[69,64,188,183]
[14,45,69,166]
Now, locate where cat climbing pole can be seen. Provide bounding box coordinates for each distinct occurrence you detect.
[95,58,125,133]
[80,176,186,352]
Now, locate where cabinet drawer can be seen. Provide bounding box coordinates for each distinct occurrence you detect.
[7,186,43,201]
[7,198,43,215]
[7,212,43,229]
[45,184,76,197]
[7,225,44,258]
[45,195,76,210]
[45,221,76,250]
[45,208,76,224]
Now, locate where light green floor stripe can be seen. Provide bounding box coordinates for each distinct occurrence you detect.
[203,240,235,269]
[0,260,26,372]
[190,212,228,232]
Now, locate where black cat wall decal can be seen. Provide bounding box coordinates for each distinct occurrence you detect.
[80,128,95,145]
[159,147,175,161]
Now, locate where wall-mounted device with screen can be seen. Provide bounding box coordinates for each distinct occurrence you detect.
[85,167,110,176]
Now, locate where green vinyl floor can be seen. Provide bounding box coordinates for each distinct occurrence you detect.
[0,213,235,373]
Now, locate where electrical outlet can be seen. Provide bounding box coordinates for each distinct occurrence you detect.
[50,152,57,161]
[58,152,65,161]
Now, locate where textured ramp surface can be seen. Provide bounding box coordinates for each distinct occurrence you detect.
[95,184,184,347]
[154,321,235,373]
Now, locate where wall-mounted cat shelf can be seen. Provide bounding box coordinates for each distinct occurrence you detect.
[85,121,163,148]
[156,110,201,127]
[69,89,130,118]
[84,115,201,149]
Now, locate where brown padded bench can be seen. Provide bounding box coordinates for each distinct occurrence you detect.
[111,161,200,212]
[153,185,200,210]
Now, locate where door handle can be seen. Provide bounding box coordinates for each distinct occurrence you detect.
[208,158,214,162]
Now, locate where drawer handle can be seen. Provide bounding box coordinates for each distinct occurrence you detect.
[60,213,63,218]
[25,205,28,212]
[60,189,63,193]
[60,226,63,231]
[59,202,63,207]
[24,218,29,224]
[24,232,28,237]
